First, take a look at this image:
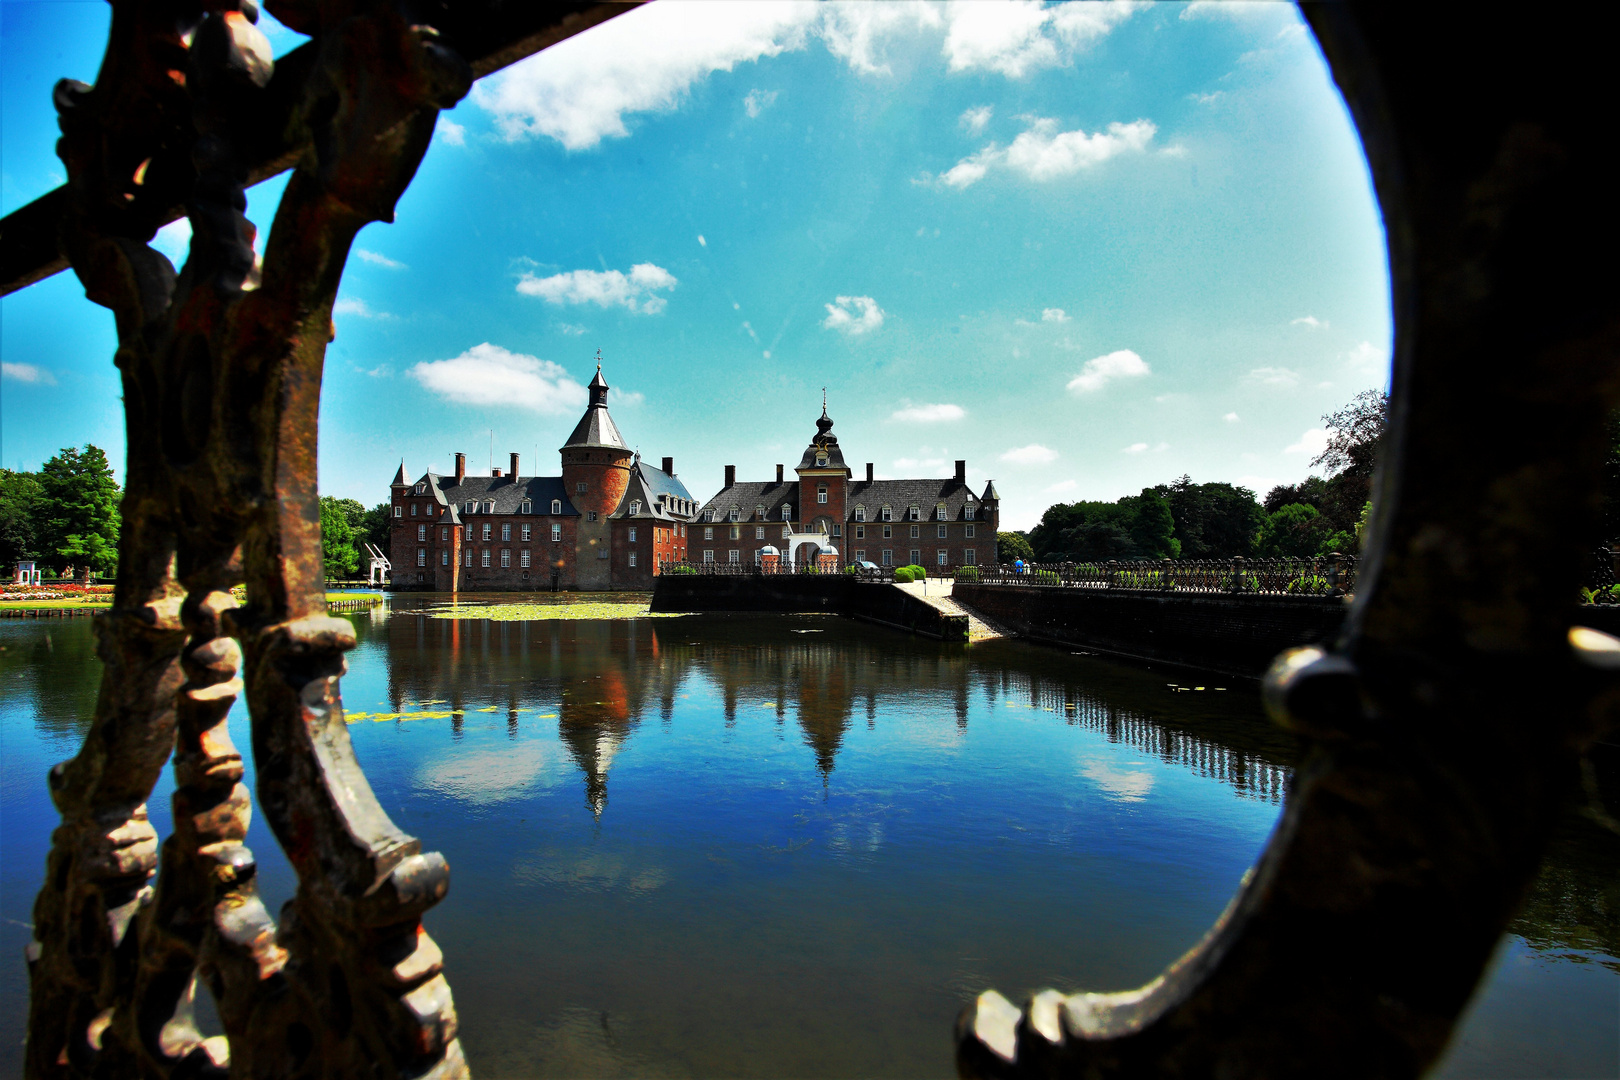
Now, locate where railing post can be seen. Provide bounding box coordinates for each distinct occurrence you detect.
[1325,552,1343,597]
[1162,558,1174,592]
[1230,556,1246,594]
[1106,560,1119,589]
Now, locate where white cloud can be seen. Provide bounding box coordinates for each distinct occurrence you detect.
[355,248,406,270]
[697,234,707,246]
[151,218,192,265]
[1285,427,1330,456]
[1044,479,1077,494]
[1189,89,1226,105]
[436,118,465,146]
[1001,444,1058,465]
[1224,411,1241,422]
[892,402,965,423]
[942,0,1139,78]
[1081,759,1154,802]
[1041,307,1070,323]
[960,105,993,134]
[933,116,1156,188]
[362,363,393,378]
[517,262,677,314]
[1122,442,1149,454]
[1291,315,1326,329]
[333,297,390,318]
[1248,366,1300,387]
[2,361,56,385]
[617,389,646,407]
[819,1,942,75]
[1067,349,1150,394]
[554,322,587,336]
[1181,1,1277,20]
[471,3,820,149]
[744,88,778,117]
[410,343,588,415]
[1346,340,1388,372]
[822,295,884,336]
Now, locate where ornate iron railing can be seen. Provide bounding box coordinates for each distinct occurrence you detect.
[970,556,1358,597]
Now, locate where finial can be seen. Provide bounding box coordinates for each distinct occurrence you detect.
[822,387,827,415]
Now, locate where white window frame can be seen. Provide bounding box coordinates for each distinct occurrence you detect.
[937,550,949,566]
[464,549,472,567]
[441,550,449,566]
[729,507,740,522]
[466,501,477,514]
[393,505,402,518]
[755,525,765,539]
[521,524,531,541]
[855,549,866,562]
[416,549,426,566]
[629,527,637,542]
[500,549,511,568]
[937,524,947,539]
[855,506,866,522]
[482,524,492,541]
[481,549,491,567]
[817,485,827,504]
[937,503,947,520]
[963,548,977,565]
[965,503,977,520]
[484,500,495,514]
[464,524,473,541]
[631,501,642,515]
[910,548,921,565]
[521,500,531,514]
[629,551,638,567]
[881,506,892,521]
[729,549,741,564]
[965,524,976,538]
[417,524,427,541]
[551,523,561,542]
[781,505,792,521]
[856,525,865,539]
[910,525,920,539]
[521,549,531,567]
[501,523,511,541]
[416,483,426,495]
[552,499,562,514]
[881,549,893,566]
[909,506,920,521]
[576,482,587,494]
[703,549,715,563]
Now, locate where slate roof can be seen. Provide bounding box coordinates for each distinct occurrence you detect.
[794,408,852,474]
[427,473,579,516]
[562,366,628,449]
[697,479,800,523]
[846,479,984,521]
[616,459,699,521]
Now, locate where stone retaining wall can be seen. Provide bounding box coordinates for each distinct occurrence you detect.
[649,576,968,641]
[953,584,1348,678]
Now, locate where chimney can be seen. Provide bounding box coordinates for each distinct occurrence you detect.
[725,464,736,488]
[510,452,520,479]
[455,452,466,483]
[776,463,784,484]
[662,456,674,476]
[491,467,502,478]
[865,462,874,482]
[955,460,966,485]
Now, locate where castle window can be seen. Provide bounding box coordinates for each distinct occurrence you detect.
[394,505,402,518]
[909,505,920,521]
[417,549,426,566]
[817,485,827,504]
[629,527,638,542]
[425,505,434,517]
[464,550,472,567]
[522,524,531,541]
[482,524,492,541]
[729,550,741,563]
[501,550,511,568]
[883,524,892,539]
[576,482,587,494]
[755,526,764,539]
[521,550,531,567]
[521,500,531,514]
[963,549,977,565]
[781,505,791,521]
[756,505,765,520]
[630,501,641,515]
[729,507,739,522]
[441,550,448,566]
[482,550,491,567]
[782,525,791,539]
[551,524,561,542]
[416,484,425,495]
[881,506,892,521]
[465,525,473,541]
[552,499,562,514]
[441,528,448,541]
[417,525,427,541]
[966,524,976,538]
[855,506,865,522]
[629,552,638,567]
[466,501,477,514]
[484,500,494,514]
[910,525,920,539]
[856,525,865,539]
[937,503,947,520]
[410,504,417,516]
[965,503,977,520]
[729,525,740,540]
[832,524,842,538]
[703,550,715,563]
[705,526,714,540]
[937,524,947,539]
[501,523,511,541]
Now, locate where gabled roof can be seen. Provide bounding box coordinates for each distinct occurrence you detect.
[617,460,698,521]
[436,474,579,516]
[846,478,982,520]
[697,479,799,522]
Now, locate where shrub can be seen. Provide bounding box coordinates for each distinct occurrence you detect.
[1286,573,1331,595]
[1115,570,1166,589]
[894,567,915,583]
[1033,569,1059,586]
[843,564,857,575]
[955,566,980,583]
[665,564,698,576]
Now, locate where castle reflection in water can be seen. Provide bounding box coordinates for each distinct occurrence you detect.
[375,610,1293,818]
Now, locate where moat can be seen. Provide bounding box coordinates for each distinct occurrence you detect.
[1,599,1615,1077]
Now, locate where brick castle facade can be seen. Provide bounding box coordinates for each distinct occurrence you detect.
[388,367,698,590]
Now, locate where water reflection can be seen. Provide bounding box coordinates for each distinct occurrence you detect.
[376,608,1295,819]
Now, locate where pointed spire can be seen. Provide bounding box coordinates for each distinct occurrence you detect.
[391,459,407,487]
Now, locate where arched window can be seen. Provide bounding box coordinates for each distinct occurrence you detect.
[937,502,948,520]
[521,500,531,514]
[551,499,562,514]
[780,504,792,521]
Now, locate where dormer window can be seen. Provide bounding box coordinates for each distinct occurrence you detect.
[484,500,495,514]
[729,507,740,522]
[781,505,792,521]
[466,501,477,514]
[908,505,920,521]
[936,503,948,520]
[521,500,531,514]
[756,505,766,520]
[415,483,426,495]
[881,505,892,521]
[552,499,562,514]
[631,500,642,515]
[965,502,977,520]
[854,506,865,522]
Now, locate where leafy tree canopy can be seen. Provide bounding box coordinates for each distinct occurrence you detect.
[0,469,45,572]
[996,531,1034,564]
[320,496,360,578]
[1313,388,1388,479]
[1148,476,1263,560]
[37,446,121,575]
[1028,489,1179,562]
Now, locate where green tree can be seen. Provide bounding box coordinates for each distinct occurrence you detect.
[1256,503,1331,557]
[1152,476,1264,559]
[320,496,360,578]
[37,445,121,576]
[358,502,392,562]
[997,531,1034,564]
[0,469,44,572]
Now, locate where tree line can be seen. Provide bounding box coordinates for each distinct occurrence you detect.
[320,497,393,580]
[0,446,121,579]
[997,389,1387,565]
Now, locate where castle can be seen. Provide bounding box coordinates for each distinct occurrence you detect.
[387,366,698,591]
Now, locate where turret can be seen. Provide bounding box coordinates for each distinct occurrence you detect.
[559,363,634,517]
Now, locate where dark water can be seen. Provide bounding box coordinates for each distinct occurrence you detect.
[1,603,1615,1078]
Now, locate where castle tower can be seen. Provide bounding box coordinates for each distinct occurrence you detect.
[794,395,852,552]
[561,364,634,589]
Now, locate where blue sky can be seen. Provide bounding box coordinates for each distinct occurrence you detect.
[1,1,1390,531]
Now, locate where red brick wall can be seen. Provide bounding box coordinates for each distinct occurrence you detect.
[609,521,654,589]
